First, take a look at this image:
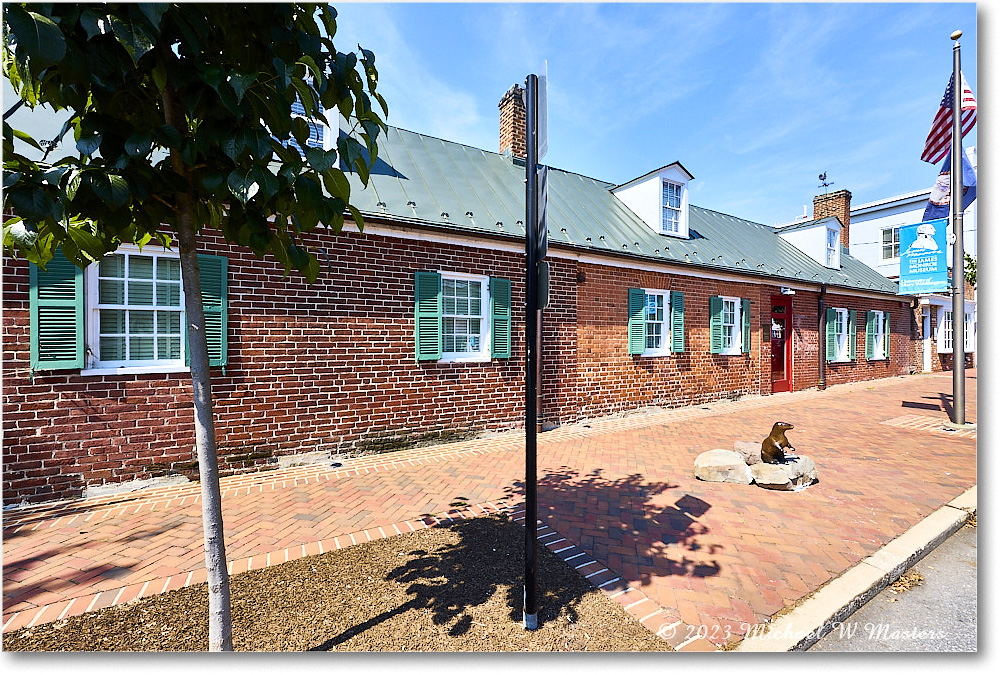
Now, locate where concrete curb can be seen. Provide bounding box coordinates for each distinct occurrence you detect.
[736,485,976,652]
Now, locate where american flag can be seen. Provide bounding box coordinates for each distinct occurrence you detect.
[921,72,977,164]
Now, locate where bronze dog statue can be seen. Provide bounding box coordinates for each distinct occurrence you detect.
[761,422,797,464]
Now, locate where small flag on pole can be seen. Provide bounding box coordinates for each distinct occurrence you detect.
[921,147,977,221]
[921,72,976,164]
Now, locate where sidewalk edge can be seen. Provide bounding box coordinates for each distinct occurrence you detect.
[735,485,977,652]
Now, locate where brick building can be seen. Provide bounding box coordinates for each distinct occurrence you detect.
[2,86,915,505]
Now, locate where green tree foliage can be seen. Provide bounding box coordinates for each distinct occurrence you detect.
[3,3,387,651]
[3,2,385,277]
[964,253,976,288]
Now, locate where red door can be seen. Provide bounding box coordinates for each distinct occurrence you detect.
[770,296,793,393]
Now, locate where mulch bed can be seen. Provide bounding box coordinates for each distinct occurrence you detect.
[4,513,671,652]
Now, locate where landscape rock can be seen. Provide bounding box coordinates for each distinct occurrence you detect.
[750,456,818,491]
[733,440,762,465]
[694,449,753,484]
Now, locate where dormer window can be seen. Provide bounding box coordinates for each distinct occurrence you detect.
[826,228,838,267]
[611,162,693,240]
[662,181,683,234]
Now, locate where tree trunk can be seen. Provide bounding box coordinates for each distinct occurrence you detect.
[160,47,233,651]
[177,214,234,652]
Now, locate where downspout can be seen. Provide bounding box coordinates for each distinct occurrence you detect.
[818,284,828,390]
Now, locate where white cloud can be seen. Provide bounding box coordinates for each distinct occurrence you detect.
[332,3,493,151]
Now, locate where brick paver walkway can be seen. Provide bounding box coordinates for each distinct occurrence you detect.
[2,371,977,650]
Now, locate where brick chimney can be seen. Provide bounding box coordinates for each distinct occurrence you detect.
[813,189,852,251]
[499,84,526,158]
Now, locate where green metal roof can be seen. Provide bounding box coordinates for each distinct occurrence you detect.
[346,126,901,296]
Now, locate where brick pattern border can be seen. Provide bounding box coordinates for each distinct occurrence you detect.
[2,496,721,650]
[2,500,513,635]
[881,414,977,438]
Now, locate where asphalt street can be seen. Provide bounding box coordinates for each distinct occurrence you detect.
[809,521,977,652]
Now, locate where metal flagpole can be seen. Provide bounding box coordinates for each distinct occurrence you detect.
[949,30,966,426]
[523,73,540,630]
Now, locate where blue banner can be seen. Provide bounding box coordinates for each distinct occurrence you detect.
[898,217,949,294]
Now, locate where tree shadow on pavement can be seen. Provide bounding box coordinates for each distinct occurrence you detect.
[503,467,722,586]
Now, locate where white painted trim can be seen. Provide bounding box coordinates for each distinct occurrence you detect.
[84,244,187,371]
[640,288,672,357]
[347,220,903,301]
[718,295,741,356]
[80,365,191,377]
[437,270,491,362]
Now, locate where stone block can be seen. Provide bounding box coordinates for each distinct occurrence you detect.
[733,440,762,465]
[694,449,752,484]
[751,456,818,491]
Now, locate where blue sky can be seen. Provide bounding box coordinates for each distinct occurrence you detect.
[332,1,979,226]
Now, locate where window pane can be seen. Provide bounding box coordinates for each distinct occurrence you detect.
[100,336,126,361]
[130,255,154,279]
[99,278,125,305]
[156,282,181,307]
[100,309,125,334]
[128,281,154,305]
[158,311,181,334]
[157,258,180,281]
[129,336,155,360]
[158,336,181,360]
[129,310,154,334]
[647,322,662,350]
[99,254,125,278]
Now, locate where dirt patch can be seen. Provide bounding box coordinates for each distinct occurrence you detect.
[4,514,671,652]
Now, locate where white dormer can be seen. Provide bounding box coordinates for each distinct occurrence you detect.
[612,162,694,239]
[775,217,842,270]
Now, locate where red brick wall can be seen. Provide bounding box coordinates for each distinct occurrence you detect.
[574,264,764,416]
[2,231,916,505]
[3,228,547,504]
[820,292,912,387]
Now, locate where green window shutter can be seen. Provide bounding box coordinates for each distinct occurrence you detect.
[414,271,442,361]
[199,254,228,367]
[29,251,85,372]
[848,309,857,360]
[741,298,751,354]
[825,307,837,362]
[884,312,891,360]
[865,311,876,360]
[670,291,685,353]
[490,277,511,359]
[627,288,646,355]
[184,254,229,367]
[709,296,723,354]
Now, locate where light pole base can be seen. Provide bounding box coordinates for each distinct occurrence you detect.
[523,612,538,630]
[944,421,976,431]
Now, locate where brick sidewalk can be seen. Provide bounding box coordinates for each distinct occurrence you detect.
[2,371,977,650]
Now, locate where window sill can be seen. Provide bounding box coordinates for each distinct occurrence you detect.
[641,349,673,358]
[438,354,492,364]
[80,365,191,377]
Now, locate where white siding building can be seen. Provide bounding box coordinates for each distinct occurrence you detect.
[849,148,977,372]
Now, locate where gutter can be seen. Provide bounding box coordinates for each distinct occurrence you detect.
[818,284,828,390]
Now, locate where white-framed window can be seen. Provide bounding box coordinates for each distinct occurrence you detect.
[287,98,327,155]
[831,307,851,362]
[881,227,900,260]
[720,295,740,356]
[826,228,839,267]
[662,180,683,234]
[440,271,491,362]
[643,290,671,356]
[870,310,887,360]
[938,308,976,354]
[85,245,186,371]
